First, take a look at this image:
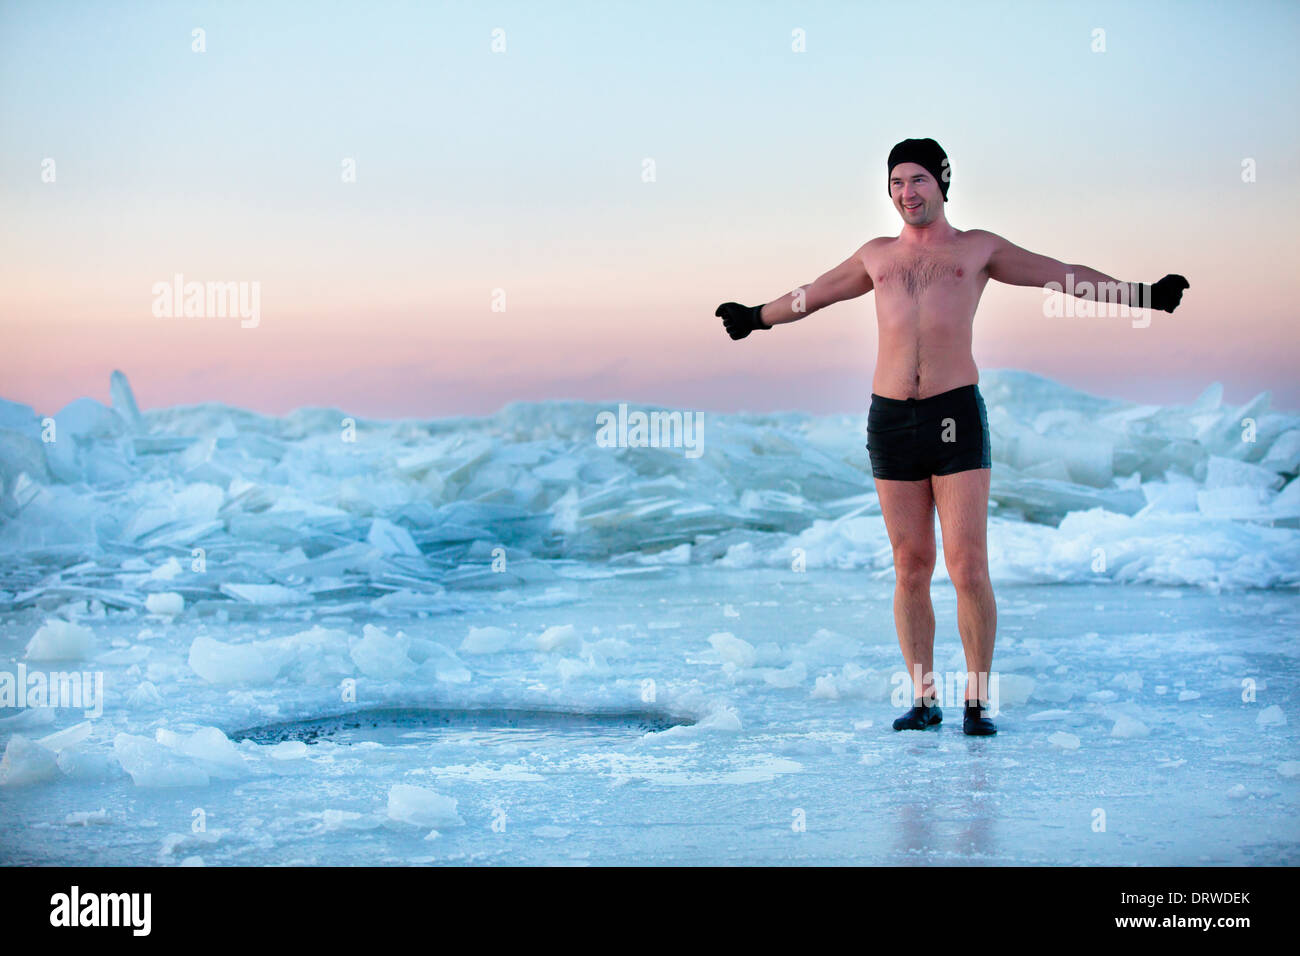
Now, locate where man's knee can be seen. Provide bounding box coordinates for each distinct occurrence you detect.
[946,551,990,592]
[894,545,936,585]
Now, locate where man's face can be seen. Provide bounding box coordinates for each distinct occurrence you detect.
[889,162,942,224]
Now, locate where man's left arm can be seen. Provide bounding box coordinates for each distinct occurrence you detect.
[978,230,1189,312]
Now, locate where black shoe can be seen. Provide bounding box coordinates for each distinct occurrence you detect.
[893,699,942,731]
[963,700,997,736]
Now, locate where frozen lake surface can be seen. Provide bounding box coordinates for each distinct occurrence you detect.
[1,569,1296,866]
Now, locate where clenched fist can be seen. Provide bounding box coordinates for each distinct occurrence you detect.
[1143,274,1190,313]
[716,302,770,340]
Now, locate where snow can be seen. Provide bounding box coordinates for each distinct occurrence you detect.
[0,370,1297,865]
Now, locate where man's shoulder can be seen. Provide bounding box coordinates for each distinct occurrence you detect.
[956,229,1005,264]
[960,228,1005,248]
[859,235,896,257]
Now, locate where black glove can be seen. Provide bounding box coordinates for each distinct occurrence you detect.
[1138,274,1190,313]
[716,302,770,340]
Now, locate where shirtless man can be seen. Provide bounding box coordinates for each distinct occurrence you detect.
[715,137,1188,736]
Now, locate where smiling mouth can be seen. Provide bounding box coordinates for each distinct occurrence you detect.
[904,202,922,210]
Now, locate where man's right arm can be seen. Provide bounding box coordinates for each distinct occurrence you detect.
[759,243,875,325]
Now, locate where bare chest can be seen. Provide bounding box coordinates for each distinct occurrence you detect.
[868,243,984,300]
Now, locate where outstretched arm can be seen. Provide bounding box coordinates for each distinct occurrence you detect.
[981,231,1188,312]
[759,243,874,325]
[984,231,1136,302]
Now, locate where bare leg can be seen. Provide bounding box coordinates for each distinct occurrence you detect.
[932,468,996,703]
[875,477,938,703]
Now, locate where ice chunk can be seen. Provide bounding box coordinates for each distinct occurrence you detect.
[269,741,308,760]
[36,720,94,752]
[1139,478,1199,515]
[1197,486,1271,519]
[1278,762,1300,779]
[188,635,287,685]
[109,369,144,431]
[350,624,416,679]
[760,660,807,688]
[219,583,305,605]
[642,706,742,742]
[1028,709,1071,721]
[1262,430,1300,472]
[1110,714,1150,738]
[460,625,512,654]
[113,733,210,788]
[810,664,891,702]
[1255,705,1285,728]
[55,749,119,782]
[65,808,110,826]
[367,518,421,556]
[811,674,839,699]
[44,396,130,484]
[145,592,185,616]
[535,624,579,653]
[154,727,247,778]
[1272,479,1300,519]
[708,632,756,667]
[385,783,463,828]
[1203,456,1283,491]
[123,482,224,545]
[0,735,60,786]
[126,681,164,708]
[639,542,691,565]
[0,396,40,437]
[274,626,355,684]
[25,619,95,661]
[1111,672,1143,693]
[1047,731,1081,750]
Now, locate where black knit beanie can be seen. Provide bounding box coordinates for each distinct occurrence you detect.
[887,138,950,202]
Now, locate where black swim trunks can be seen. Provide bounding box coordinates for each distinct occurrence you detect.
[866,383,992,481]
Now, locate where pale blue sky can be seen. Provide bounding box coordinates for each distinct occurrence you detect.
[3,0,1298,415]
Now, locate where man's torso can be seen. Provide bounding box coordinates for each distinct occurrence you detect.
[859,229,994,400]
